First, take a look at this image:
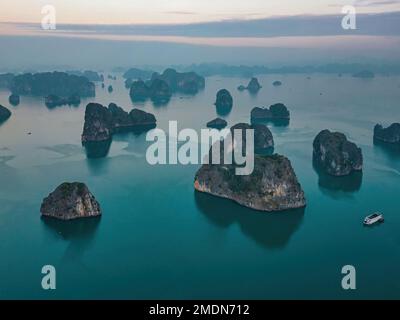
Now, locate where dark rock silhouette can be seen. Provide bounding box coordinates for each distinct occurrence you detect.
[8,94,20,106]
[374,123,400,145]
[207,118,227,130]
[108,85,113,93]
[0,105,11,123]
[246,77,262,93]
[313,130,363,176]
[273,81,282,86]
[251,103,290,125]
[10,72,95,97]
[82,102,156,157]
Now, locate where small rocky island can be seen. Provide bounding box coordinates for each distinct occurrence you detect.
[194,154,306,212]
[8,94,20,106]
[313,130,363,176]
[251,103,290,122]
[215,89,233,114]
[108,85,113,93]
[207,118,227,129]
[374,123,400,145]
[238,77,262,93]
[273,81,282,86]
[0,105,11,123]
[40,182,101,220]
[231,123,274,153]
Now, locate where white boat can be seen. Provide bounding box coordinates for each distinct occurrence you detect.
[363,212,384,226]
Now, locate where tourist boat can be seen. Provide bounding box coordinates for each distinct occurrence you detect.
[363,212,384,226]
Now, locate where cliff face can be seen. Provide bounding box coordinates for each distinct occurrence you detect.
[82,103,113,143]
[374,123,400,144]
[40,182,101,220]
[194,154,306,212]
[129,79,171,103]
[313,130,363,176]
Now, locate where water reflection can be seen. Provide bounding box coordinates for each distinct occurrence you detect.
[83,140,112,158]
[373,139,400,161]
[194,192,305,250]
[41,216,101,261]
[251,118,290,127]
[313,160,363,196]
[216,105,232,117]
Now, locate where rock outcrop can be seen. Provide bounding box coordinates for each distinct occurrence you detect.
[251,103,290,122]
[40,182,101,220]
[313,130,363,176]
[207,118,228,130]
[231,123,274,153]
[374,123,400,145]
[194,154,306,212]
[246,77,262,93]
[108,85,113,93]
[0,105,11,123]
[8,94,20,106]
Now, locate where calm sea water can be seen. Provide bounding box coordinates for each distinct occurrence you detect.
[0,74,399,299]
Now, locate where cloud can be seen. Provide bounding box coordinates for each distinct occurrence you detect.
[355,0,400,6]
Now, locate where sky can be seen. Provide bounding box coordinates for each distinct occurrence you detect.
[0,0,399,70]
[0,0,400,24]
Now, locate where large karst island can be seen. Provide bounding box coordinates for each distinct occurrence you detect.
[40,182,101,220]
[194,154,306,212]
[313,130,363,176]
[194,124,305,212]
[81,102,156,157]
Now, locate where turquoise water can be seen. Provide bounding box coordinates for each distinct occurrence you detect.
[0,74,399,299]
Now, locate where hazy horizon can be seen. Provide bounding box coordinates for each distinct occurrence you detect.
[1,1,400,70]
